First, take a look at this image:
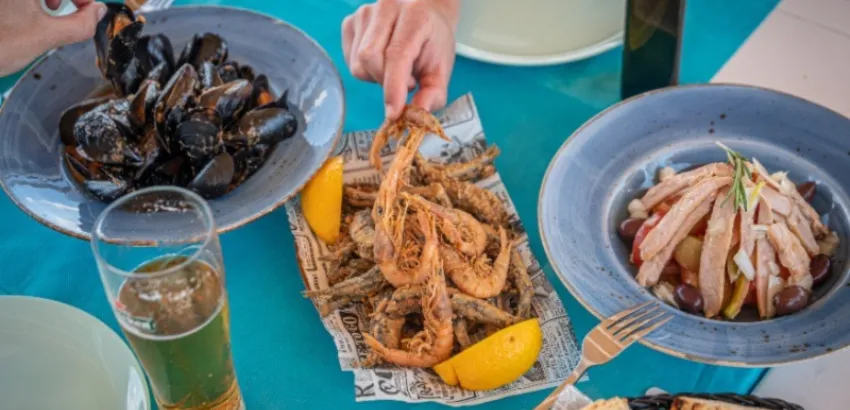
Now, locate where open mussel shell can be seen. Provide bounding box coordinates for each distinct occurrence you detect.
[198,79,253,127]
[59,97,112,146]
[251,75,274,108]
[154,63,199,148]
[199,61,224,90]
[137,34,175,77]
[95,3,144,86]
[176,108,222,163]
[189,152,235,199]
[231,143,269,186]
[129,80,161,130]
[84,177,131,201]
[178,33,228,70]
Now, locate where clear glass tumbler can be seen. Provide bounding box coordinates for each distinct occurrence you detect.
[91,186,243,410]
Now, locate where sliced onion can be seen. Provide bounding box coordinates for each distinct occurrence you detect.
[751,224,769,233]
[652,282,679,308]
[751,158,783,192]
[788,274,813,292]
[734,248,756,281]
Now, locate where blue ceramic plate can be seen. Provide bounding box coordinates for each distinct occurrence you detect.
[539,84,850,366]
[0,6,343,240]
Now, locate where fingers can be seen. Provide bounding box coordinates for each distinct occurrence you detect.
[40,2,106,48]
[382,9,429,120]
[411,73,449,112]
[341,15,354,67]
[356,0,399,84]
[347,5,372,82]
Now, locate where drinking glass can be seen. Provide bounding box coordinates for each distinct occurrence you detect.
[91,186,243,410]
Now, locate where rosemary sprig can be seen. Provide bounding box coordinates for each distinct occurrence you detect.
[716,142,752,212]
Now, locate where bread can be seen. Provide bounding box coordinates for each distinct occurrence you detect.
[672,396,768,410]
[582,398,630,410]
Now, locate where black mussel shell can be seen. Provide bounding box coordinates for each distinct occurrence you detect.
[178,33,228,69]
[141,156,186,187]
[112,57,146,97]
[59,97,112,146]
[217,61,240,83]
[64,147,98,181]
[215,80,253,127]
[199,61,224,90]
[176,109,222,163]
[146,62,170,86]
[189,152,235,199]
[74,110,140,165]
[137,34,175,76]
[236,107,297,146]
[231,143,269,186]
[239,64,255,82]
[129,80,160,131]
[154,64,198,147]
[95,3,144,82]
[133,126,163,180]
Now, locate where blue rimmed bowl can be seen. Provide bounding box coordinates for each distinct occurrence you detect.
[539,84,850,366]
[0,6,344,240]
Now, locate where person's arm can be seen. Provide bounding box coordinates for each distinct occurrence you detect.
[0,0,107,76]
[341,0,460,120]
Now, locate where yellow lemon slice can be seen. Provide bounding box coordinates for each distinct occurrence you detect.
[301,156,343,245]
[433,318,542,391]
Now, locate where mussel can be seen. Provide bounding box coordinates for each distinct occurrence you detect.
[137,34,175,77]
[178,33,228,70]
[59,97,112,146]
[94,3,144,95]
[129,80,160,131]
[199,61,224,90]
[176,108,222,163]
[153,64,199,149]
[189,152,235,199]
[232,107,297,147]
[199,79,253,127]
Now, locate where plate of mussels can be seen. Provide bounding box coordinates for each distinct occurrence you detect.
[0,4,344,239]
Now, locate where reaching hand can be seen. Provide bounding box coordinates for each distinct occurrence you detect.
[0,0,106,76]
[342,0,459,120]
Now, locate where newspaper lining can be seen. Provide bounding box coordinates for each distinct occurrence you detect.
[286,94,583,406]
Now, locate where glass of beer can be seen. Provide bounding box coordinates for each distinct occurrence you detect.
[91,186,243,410]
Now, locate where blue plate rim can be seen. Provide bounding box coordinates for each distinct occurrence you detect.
[0,5,345,241]
[538,82,850,367]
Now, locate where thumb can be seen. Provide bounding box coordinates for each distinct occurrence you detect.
[43,2,107,48]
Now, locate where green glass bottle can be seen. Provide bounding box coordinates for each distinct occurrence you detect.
[620,0,686,100]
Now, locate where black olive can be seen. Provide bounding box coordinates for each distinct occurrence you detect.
[674,284,704,314]
[810,254,832,286]
[773,286,810,317]
[618,218,646,243]
[797,181,817,203]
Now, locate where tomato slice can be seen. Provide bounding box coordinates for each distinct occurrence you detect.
[631,212,664,267]
[652,195,680,215]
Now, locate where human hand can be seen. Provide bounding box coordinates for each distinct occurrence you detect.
[342,0,459,120]
[0,0,107,76]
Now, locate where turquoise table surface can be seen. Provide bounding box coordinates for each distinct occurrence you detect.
[0,0,779,408]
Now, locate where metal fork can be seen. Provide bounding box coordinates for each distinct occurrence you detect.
[534,302,672,410]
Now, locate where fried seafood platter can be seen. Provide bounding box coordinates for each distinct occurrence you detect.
[293,105,568,395]
[305,107,532,365]
[621,143,840,321]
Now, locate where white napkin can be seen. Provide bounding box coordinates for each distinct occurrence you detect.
[552,385,593,410]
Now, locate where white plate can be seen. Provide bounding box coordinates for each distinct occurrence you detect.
[455,0,626,66]
[0,296,149,410]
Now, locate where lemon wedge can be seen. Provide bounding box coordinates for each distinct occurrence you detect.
[433,318,542,391]
[301,156,343,245]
